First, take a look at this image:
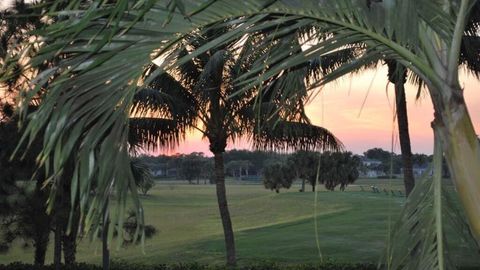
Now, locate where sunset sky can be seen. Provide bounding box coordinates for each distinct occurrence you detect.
[2,0,478,157]
[154,67,480,156]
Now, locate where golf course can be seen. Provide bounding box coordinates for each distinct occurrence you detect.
[1,179,477,267]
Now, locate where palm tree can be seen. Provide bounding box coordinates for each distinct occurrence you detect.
[128,28,342,265]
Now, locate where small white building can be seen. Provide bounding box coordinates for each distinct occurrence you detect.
[412,164,432,176]
[359,158,384,178]
[362,158,382,167]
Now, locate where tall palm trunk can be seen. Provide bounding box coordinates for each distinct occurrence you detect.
[60,162,77,266]
[395,84,415,196]
[102,200,110,270]
[387,60,415,196]
[62,221,78,265]
[424,0,480,246]
[53,178,64,270]
[430,84,480,246]
[213,152,236,266]
[53,217,62,270]
[33,231,49,266]
[33,173,51,266]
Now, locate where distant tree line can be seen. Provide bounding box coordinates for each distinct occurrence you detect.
[139,148,438,186]
[138,150,361,193]
[137,150,288,183]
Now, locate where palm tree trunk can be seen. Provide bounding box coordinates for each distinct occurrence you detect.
[425,0,480,247]
[395,83,415,196]
[62,228,77,265]
[62,205,79,266]
[60,162,77,266]
[33,224,49,266]
[102,200,110,270]
[33,175,51,266]
[53,180,64,270]
[387,60,415,196]
[54,218,62,270]
[431,93,480,246]
[213,152,236,266]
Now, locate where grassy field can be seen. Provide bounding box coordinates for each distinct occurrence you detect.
[0,179,478,266]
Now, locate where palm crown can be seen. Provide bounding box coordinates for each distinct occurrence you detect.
[129,24,342,154]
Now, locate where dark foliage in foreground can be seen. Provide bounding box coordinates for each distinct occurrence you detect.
[1,262,479,270]
[0,262,479,270]
[0,262,378,270]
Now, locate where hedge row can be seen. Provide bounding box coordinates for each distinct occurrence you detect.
[1,262,479,270]
[0,262,379,270]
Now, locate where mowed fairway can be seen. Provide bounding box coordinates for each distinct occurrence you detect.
[1,179,477,266]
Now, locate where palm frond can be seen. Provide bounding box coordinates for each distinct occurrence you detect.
[307,46,363,82]
[128,117,187,152]
[133,72,198,124]
[383,130,479,269]
[176,47,202,87]
[194,49,228,106]
[252,121,343,152]
[130,158,153,188]
[459,36,480,77]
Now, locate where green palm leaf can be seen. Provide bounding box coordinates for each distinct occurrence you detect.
[383,130,479,270]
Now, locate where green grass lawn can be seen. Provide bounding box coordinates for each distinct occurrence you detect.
[0,179,478,266]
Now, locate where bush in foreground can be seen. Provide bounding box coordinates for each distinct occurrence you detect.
[1,262,478,270]
[0,262,378,270]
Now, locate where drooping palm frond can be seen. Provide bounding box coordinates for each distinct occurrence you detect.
[306,46,366,82]
[7,2,213,239]
[252,121,343,152]
[383,130,479,270]
[128,117,187,152]
[459,36,480,77]
[130,158,153,195]
[194,49,228,107]
[132,72,198,122]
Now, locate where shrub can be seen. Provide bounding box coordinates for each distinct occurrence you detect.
[0,262,377,270]
[0,262,477,270]
[263,163,295,193]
